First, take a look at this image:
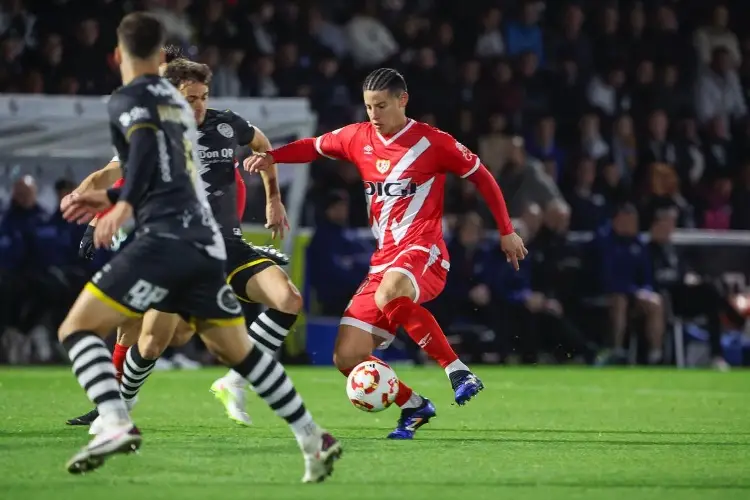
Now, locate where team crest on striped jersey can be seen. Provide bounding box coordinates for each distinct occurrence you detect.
[375,159,391,174]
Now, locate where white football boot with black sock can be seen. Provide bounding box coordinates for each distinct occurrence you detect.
[232,345,342,482]
[61,331,142,474]
[210,309,297,425]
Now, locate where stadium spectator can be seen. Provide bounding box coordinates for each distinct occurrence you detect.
[648,209,745,370]
[474,6,504,59]
[306,191,372,316]
[638,163,694,230]
[345,1,398,68]
[505,0,543,63]
[594,204,664,365]
[497,202,596,364]
[693,5,742,68]
[496,136,562,218]
[434,212,508,362]
[565,156,608,232]
[695,47,747,130]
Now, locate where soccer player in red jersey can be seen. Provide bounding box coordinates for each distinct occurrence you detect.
[245,68,527,439]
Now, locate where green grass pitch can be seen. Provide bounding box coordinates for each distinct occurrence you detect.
[0,366,748,500]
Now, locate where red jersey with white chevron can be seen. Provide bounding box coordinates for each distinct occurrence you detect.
[314,119,481,269]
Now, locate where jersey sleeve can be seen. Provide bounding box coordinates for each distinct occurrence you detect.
[226,110,256,146]
[313,123,360,162]
[434,130,481,178]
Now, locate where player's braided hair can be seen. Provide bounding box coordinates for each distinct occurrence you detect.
[362,68,407,96]
[163,58,212,88]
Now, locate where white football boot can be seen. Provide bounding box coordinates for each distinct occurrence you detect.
[210,375,252,426]
[300,430,343,483]
[89,396,138,436]
[67,420,141,474]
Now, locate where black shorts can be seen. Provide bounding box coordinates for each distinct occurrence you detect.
[224,237,276,302]
[86,233,244,328]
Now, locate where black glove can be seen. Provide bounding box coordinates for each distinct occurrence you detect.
[79,225,96,260]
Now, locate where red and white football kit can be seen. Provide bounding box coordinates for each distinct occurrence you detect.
[269,120,514,348]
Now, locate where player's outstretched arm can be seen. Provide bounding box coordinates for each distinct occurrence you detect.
[61,160,122,211]
[244,137,319,173]
[76,160,122,193]
[244,123,359,173]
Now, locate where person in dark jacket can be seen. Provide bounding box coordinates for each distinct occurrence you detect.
[307,190,373,316]
[499,201,598,363]
[596,204,665,364]
[432,211,508,361]
[648,208,744,370]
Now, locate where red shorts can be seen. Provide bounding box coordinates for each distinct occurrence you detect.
[340,245,449,349]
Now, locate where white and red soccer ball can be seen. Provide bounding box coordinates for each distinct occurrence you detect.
[346,359,399,412]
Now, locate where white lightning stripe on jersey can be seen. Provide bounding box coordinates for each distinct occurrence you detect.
[373,136,431,249]
[390,176,435,245]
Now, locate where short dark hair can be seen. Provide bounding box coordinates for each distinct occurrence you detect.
[163,59,212,87]
[117,12,165,59]
[362,68,407,96]
[162,44,184,63]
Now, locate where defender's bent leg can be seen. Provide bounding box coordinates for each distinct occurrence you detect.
[374,271,481,405]
[212,265,302,424]
[244,265,303,353]
[199,320,341,483]
[87,311,185,436]
[119,310,182,406]
[333,323,435,440]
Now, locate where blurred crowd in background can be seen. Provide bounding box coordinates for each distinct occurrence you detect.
[1,0,749,367]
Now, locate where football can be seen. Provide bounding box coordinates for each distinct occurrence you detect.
[346,359,400,412]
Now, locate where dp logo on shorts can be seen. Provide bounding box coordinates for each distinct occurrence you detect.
[125,279,168,311]
[217,285,242,315]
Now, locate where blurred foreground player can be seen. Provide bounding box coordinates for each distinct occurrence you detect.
[65,44,198,427]
[58,12,341,481]
[246,68,527,438]
[67,58,294,429]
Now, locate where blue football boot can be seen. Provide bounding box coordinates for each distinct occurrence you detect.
[387,398,437,440]
[451,371,484,405]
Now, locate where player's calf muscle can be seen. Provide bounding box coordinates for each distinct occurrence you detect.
[245,266,303,314]
[137,311,182,358]
[333,325,378,370]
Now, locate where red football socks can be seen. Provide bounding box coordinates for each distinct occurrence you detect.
[112,343,129,382]
[382,296,459,369]
[338,355,415,408]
